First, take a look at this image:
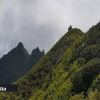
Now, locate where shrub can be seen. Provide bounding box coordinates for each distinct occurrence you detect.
[88,90,100,100]
[72,58,100,93]
[91,74,100,91]
[69,93,85,100]
[80,45,100,61]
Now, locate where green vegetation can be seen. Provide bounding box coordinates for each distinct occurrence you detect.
[91,75,100,91]
[1,23,100,100]
[72,58,100,93]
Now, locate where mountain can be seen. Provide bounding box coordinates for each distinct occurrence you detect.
[1,23,100,100]
[22,47,44,75]
[0,42,44,84]
[17,27,85,99]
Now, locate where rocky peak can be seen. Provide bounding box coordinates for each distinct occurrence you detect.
[68,25,73,31]
[32,47,40,54]
[17,42,24,48]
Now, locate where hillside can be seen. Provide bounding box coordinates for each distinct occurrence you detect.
[0,23,100,100]
[17,27,86,99]
[0,42,44,84]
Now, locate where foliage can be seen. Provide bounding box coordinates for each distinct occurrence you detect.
[2,23,100,100]
[69,93,85,100]
[91,74,100,91]
[72,58,100,93]
[80,45,100,61]
[88,90,100,100]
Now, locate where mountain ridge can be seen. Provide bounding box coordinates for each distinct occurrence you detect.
[0,23,100,100]
[0,42,44,84]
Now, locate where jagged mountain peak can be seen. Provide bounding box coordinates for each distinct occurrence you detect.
[68,25,73,31]
[32,47,42,55]
[17,42,24,48]
[0,42,44,84]
[35,46,40,51]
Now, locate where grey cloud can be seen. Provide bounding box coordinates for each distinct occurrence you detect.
[0,0,100,57]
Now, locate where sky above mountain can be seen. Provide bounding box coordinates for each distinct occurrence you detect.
[0,0,100,57]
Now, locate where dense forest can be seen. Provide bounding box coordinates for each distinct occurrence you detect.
[0,22,100,100]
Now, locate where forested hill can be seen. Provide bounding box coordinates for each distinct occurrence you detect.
[1,23,100,100]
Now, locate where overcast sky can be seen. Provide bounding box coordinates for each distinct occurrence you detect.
[0,0,100,57]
